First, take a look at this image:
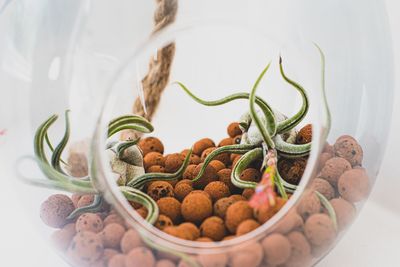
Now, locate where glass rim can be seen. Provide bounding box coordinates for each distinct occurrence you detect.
[90,20,329,254]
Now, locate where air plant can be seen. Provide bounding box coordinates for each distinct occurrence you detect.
[21,111,192,225]
[175,45,331,210]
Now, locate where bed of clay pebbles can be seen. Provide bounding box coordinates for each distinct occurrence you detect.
[39,122,370,267]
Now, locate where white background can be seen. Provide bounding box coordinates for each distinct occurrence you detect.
[0,0,399,266]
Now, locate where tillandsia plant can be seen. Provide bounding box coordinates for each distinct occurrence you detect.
[21,111,192,225]
[175,45,332,212]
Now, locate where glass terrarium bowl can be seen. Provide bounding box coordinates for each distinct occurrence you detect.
[0,0,393,267]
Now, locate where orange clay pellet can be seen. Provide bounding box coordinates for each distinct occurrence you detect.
[213,197,235,219]
[136,207,148,219]
[204,181,231,202]
[225,201,254,234]
[209,160,226,172]
[227,122,242,138]
[147,165,166,173]
[120,229,143,254]
[192,163,218,189]
[181,192,212,224]
[232,155,241,168]
[188,190,213,202]
[100,223,125,249]
[218,138,234,147]
[157,197,181,224]
[240,168,261,183]
[75,213,103,233]
[155,215,173,231]
[163,226,193,240]
[144,152,165,170]
[164,153,185,173]
[178,222,200,240]
[174,181,194,202]
[255,197,287,224]
[217,168,236,193]
[193,138,215,156]
[147,181,174,201]
[229,195,246,202]
[200,216,227,241]
[296,124,312,144]
[182,164,197,180]
[181,149,201,165]
[236,219,260,236]
[138,137,164,156]
[242,188,255,200]
[200,147,216,162]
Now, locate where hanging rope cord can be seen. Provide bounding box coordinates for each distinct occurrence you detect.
[122,0,177,140]
[134,0,178,119]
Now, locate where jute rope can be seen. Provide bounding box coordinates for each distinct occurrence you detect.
[122,0,177,140]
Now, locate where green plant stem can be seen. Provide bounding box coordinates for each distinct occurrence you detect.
[120,186,159,224]
[231,148,263,189]
[191,144,255,183]
[127,149,193,188]
[273,135,311,157]
[67,195,104,220]
[277,57,309,134]
[249,62,275,148]
[315,191,338,231]
[175,82,276,136]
